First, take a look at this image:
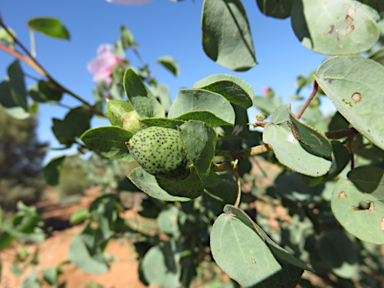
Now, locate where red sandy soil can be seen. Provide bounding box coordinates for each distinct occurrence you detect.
[0,187,159,288]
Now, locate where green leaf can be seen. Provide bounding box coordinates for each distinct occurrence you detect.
[257,0,294,18]
[331,178,384,244]
[319,230,358,279]
[42,267,58,286]
[154,84,172,113]
[70,208,90,225]
[0,80,30,119]
[210,207,303,287]
[139,118,185,129]
[120,25,135,48]
[202,0,257,71]
[291,0,380,55]
[179,120,216,183]
[204,180,237,211]
[141,241,182,288]
[28,17,70,40]
[52,107,92,147]
[105,100,142,134]
[22,270,40,288]
[157,205,180,238]
[123,69,165,118]
[168,89,235,126]
[0,231,14,250]
[128,167,203,201]
[43,155,65,186]
[29,80,62,103]
[253,95,282,117]
[301,141,350,186]
[7,60,27,109]
[263,104,332,177]
[194,74,253,109]
[80,126,134,162]
[316,56,384,150]
[224,205,312,271]
[157,56,179,77]
[68,226,109,274]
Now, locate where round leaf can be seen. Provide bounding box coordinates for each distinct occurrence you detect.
[331,178,384,244]
[291,0,379,55]
[316,56,384,150]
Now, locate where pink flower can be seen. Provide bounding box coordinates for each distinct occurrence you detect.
[262,86,269,96]
[87,44,122,86]
[105,0,154,5]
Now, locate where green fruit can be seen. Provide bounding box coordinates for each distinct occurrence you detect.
[126,126,190,181]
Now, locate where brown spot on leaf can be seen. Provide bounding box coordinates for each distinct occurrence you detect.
[351,92,361,103]
[252,258,257,265]
[323,25,335,37]
[338,191,347,199]
[380,218,384,231]
[346,15,355,35]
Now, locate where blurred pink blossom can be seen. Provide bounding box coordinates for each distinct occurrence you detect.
[105,0,154,5]
[87,44,122,86]
[262,86,269,95]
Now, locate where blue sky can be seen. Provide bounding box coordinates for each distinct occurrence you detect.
[0,0,332,163]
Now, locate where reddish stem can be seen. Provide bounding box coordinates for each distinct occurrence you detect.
[296,81,319,119]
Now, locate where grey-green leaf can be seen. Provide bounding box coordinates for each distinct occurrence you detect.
[316,56,384,150]
[202,0,257,71]
[123,69,165,118]
[179,120,217,183]
[168,88,235,126]
[141,241,182,288]
[331,178,384,244]
[80,126,134,162]
[291,0,380,55]
[157,56,179,77]
[262,104,332,177]
[128,167,203,201]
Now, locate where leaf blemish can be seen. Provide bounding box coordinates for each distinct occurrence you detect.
[338,191,347,199]
[351,92,361,103]
[252,258,256,265]
[346,15,355,35]
[342,99,353,109]
[352,201,374,212]
[322,25,335,37]
[380,218,384,231]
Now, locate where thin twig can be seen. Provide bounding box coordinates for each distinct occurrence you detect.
[233,160,241,208]
[248,121,269,128]
[296,81,319,119]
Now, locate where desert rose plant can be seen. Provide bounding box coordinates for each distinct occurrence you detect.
[0,0,384,287]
